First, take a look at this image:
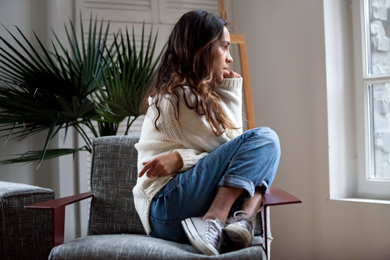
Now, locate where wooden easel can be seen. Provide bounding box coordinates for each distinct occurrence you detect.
[219,0,255,130]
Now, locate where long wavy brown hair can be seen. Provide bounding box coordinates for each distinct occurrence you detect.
[146,10,236,136]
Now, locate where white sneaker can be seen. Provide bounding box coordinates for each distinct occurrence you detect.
[181,217,225,255]
[223,211,256,249]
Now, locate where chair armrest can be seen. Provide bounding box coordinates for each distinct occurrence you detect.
[25,191,93,209]
[25,191,93,247]
[261,187,301,259]
[263,187,302,207]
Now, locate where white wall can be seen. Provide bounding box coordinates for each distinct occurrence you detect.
[233,0,390,259]
[0,0,52,187]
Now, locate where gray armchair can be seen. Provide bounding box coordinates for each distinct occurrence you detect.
[27,136,301,260]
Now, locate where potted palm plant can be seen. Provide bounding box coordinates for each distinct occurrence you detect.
[0,15,163,167]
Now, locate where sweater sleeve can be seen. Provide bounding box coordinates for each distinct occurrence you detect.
[173,149,209,172]
[216,78,243,137]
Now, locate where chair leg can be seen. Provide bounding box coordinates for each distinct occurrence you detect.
[53,207,66,246]
[263,206,269,260]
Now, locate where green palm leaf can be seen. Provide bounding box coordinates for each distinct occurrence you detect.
[0,16,165,168]
[93,23,165,136]
[0,14,112,166]
[0,147,89,167]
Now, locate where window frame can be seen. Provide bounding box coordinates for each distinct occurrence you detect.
[325,0,390,203]
[353,0,390,200]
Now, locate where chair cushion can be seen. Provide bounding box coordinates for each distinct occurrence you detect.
[49,234,265,260]
[0,181,54,260]
[89,136,145,235]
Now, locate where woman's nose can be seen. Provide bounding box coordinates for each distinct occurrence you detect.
[226,52,233,63]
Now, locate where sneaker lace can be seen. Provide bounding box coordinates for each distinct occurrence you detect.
[205,219,224,249]
[228,210,255,231]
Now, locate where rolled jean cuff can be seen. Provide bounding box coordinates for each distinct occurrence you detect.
[258,180,269,195]
[218,174,255,199]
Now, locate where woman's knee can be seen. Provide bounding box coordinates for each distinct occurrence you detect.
[264,127,280,151]
[246,127,280,152]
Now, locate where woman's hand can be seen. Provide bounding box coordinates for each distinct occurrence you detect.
[138,151,184,178]
[223,70,241,79]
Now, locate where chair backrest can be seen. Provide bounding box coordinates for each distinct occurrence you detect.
[88,135,145,235]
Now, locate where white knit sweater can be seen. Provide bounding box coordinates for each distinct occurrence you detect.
[133,78,243,234]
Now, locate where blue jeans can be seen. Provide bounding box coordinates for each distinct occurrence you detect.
[149,127,281,243]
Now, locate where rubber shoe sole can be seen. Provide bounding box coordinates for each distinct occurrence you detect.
[181,218,220,256]
[223,224,252,249]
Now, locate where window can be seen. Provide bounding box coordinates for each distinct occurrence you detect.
[363,0,390,181]
[325,0,390,203]
[352,0,390,200]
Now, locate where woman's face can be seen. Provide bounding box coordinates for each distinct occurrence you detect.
[212,27,233,83]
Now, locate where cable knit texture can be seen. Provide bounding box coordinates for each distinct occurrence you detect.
[133,78,243,234]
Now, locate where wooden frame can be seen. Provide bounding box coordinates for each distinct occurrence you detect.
[230,34,255,130]
[219,0,255,130]
[26,191,93,246]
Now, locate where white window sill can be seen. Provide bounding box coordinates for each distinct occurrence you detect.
[331,197,390,205]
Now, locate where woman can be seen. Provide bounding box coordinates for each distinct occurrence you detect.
[133,10,280,256]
